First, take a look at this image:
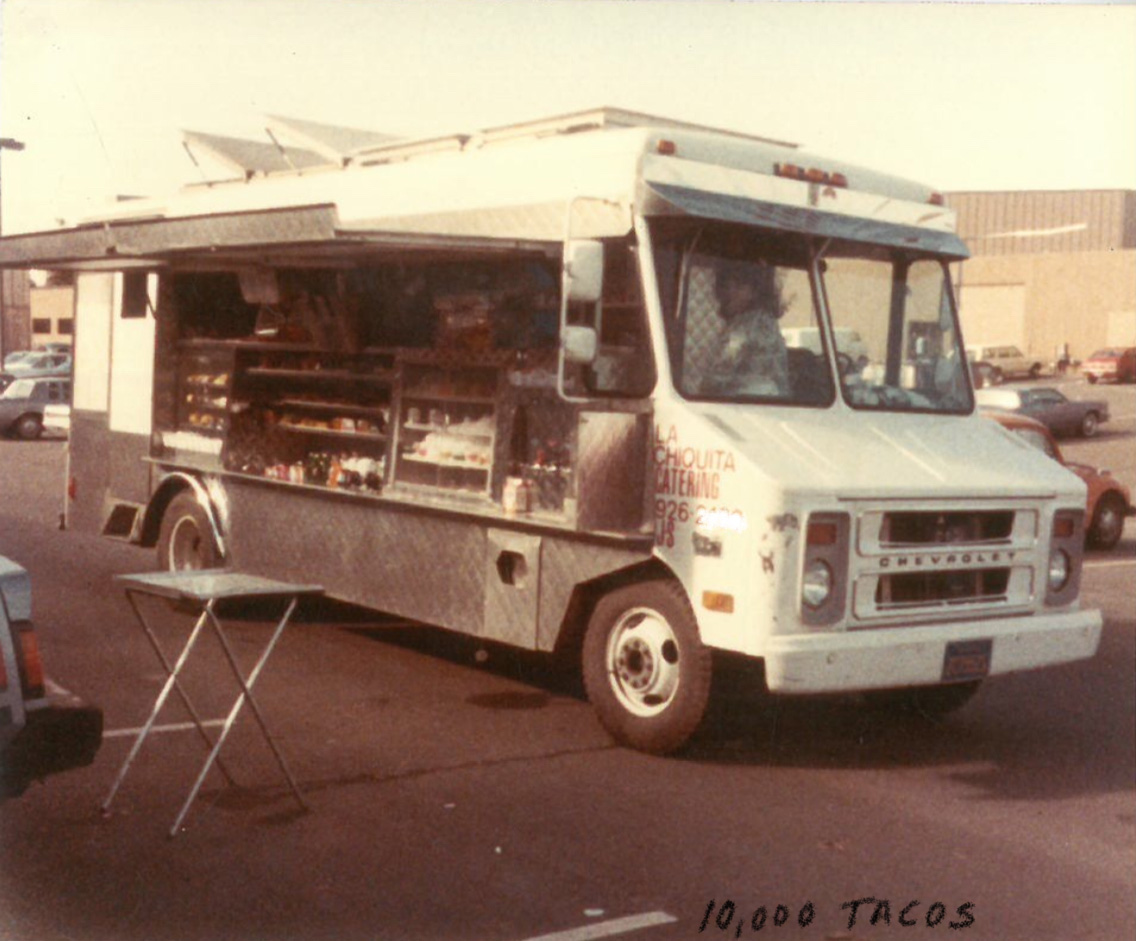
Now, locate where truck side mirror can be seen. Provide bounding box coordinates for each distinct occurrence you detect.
[562,325,598,365]
[563,239,604,303]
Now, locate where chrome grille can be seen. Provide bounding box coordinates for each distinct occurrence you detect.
[874,568,1011,611]
[853,505,1039,624]
[879,510,1014,547]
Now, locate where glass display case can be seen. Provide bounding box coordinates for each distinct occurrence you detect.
[393,363,499,496]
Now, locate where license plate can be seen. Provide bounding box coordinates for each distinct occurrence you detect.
[942,639,992,682]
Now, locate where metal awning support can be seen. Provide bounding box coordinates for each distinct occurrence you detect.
[642,181,970,259]
[0,204,341,270]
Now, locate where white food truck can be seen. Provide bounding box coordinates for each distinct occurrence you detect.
[0,109,1101,753]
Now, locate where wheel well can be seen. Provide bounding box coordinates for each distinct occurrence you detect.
[551,557,684,661]
[138,479,193,547]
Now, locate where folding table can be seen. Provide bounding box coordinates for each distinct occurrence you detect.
[102,569,324,837]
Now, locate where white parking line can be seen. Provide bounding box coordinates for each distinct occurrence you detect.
[104,719,227,739]
[1084,558,1136,570]
[515,912,677,941]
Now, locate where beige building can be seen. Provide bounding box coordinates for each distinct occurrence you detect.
[948,189,1136,365]
[29,284,75,345]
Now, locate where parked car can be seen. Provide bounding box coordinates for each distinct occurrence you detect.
[0,377,72,439]
[975,386,1110,437]
[965,344,1044,383]
[1,555,102,799]
[984,410,1134,549]
[1081,347,1136,384]
[2,351,72,378]
[3,351,35,370]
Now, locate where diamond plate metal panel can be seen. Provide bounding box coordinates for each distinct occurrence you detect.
[225,480,488,635]
[484,529,542,647]
[576,411,651,533]
[536,538,652,652]
[681,264,724,392]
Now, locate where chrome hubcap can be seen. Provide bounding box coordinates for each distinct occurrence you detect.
[169,517,205,571]
[606,607,681,717]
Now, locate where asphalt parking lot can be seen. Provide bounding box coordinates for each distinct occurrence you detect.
[0,374,1133,941]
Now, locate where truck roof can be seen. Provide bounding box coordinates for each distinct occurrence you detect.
[0,107,966,271]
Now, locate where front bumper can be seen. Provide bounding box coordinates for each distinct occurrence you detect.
[1,684,103,798]
[763,608,1102,693]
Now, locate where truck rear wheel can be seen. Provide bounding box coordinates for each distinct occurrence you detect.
[157,492,222,571]
[582,579,711,754]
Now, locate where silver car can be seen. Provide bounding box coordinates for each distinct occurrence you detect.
[3,351,72,378]
[0,377,72,440]
[2,554,102,798]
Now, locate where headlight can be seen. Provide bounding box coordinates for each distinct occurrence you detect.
[802,559,833,609]
[1048,549,1070,592]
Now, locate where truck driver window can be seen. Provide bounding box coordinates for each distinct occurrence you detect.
[578,241,655,398]
[657,223,833,406]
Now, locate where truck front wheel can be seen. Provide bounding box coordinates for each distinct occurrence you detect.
[582,579,711,754]
[157,492,222,571]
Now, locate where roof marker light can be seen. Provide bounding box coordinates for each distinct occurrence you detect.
[928,192,946,206]
[775,163,848,188]
[656,139,677,156]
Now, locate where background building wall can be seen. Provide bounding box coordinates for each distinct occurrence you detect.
[950,189,1136,364]
[958,249,1136,363]
[950,190,1135,255]
[29,285,76,345]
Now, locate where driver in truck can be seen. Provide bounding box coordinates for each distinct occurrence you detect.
[702,258,789,397]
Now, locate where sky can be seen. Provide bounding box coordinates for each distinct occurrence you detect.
[1,0,1135,235]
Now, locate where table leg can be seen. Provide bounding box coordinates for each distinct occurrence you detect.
[168,596,307,837]
[102,605,211,814]
[124,591,236,786]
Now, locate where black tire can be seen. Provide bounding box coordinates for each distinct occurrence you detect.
[1086,374,1098,384]
[1089,492,1127,550]
[13,413,42,440]
[1081,412,1099,437]
[991,367,1004,386]
[1029,363,1041,379]
[157,492,222,571]
[582,579,712,754]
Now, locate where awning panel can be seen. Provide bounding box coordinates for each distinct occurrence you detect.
[0,204,341,270]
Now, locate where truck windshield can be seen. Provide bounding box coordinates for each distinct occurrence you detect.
[820,243,972,414]
[651,220,972,413]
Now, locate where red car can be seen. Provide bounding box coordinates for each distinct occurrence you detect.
[1081,347,1136,384]
[984,410,1133,549]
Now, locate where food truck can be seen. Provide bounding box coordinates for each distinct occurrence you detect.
[0,108,1101,753]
